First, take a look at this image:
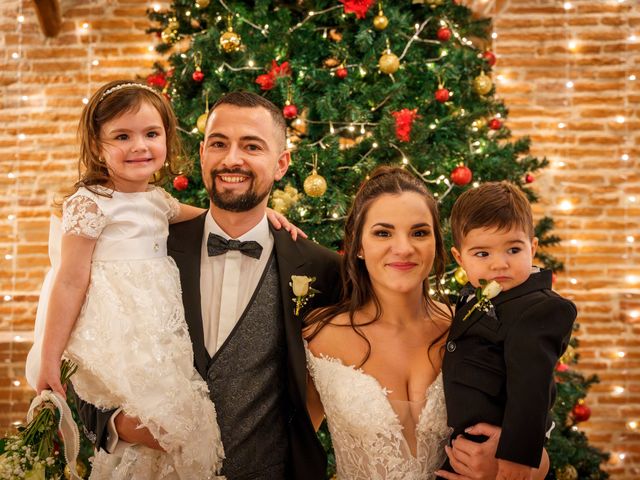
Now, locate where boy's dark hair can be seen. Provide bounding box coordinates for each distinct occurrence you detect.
[450,181,534,248]
[209,91,287,150]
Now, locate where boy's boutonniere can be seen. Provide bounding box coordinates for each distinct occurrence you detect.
[462,279,502,321]
[290,275,318,316]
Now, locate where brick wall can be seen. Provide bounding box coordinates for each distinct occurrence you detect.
[1,0,638,477]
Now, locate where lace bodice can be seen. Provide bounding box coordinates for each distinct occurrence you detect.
[306,347,450,480]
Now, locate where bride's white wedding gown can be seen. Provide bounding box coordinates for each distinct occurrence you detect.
[306,347,450,480]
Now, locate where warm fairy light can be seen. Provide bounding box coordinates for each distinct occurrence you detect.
[372,142,378,148]
[630,310,640,320]
[11,52,19,59]
[563,2,572,9]
[82,97,89,104]
[559,200,572,211]
[347,125,355,132]
[616,115,625,123]
[491,32,498,39]
[247,60,255,67]
[621,153,629,161]
[82,22,90,30]
[331,213,339,219]
[7,172,16,178]
[568,40,577,51]
[18,133,26,140]
[92,60,99,66]
[18,15,24,23]
[613,386,625,395]
[191,127,199,134]
[570,239,579,246]
[12,380,20,387]
[13,335,23,342]
[629,74,636,81]
[617,351,626,358]
[618,453,626,461]
[8,214,16,220]
[148,45,155,52]
[21,95,28,101]
[5,254,13,260]
[402,157,409,165]
[627,421,638,430]
[629,196,637,203]
[627,236,635,243]
[629,35,637,42]
[570,278,578,285]
[558,122,566,129]
[4,295,12,301]
[566,81,574,88]
[625,274,639,284]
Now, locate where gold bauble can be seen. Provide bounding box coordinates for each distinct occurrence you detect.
[303,170,328,197]
[323,57,340,68]
[195,0,210,7]
[168,18,179,30]
[64,461,87,479]
[271,197,288,214]
[378,50,400,75]
[220,29,242,53]
[373,13,389,31]
[328,28,343,42]
[472,118,487,129]
[161,26,176,43]
[426,0,444,6]
[560,344,576,365]
[197,112,208,134]
[473,72,493,95]
[454,267,468,285]
[555,465,578,480]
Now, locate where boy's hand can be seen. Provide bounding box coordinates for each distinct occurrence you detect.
[435,423,501,480]
[36,359,66,398]
[266,208,308,241]
[497,458,533,480]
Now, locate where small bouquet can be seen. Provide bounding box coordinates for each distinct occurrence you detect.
[0,360,85,480]
[462,280,502,321]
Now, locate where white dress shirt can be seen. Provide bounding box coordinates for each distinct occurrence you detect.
[200,212,274,355]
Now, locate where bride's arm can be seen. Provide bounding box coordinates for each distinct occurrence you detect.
[435,423,550,480]
[306,372,325,431]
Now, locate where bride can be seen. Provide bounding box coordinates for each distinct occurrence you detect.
[303,167,547,480]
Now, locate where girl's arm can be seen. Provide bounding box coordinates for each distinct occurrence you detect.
[37,233,96,397]
[169,202,206,224]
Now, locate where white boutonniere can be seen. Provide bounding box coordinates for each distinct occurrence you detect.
[290,275,319,316]
[462,280,502,321]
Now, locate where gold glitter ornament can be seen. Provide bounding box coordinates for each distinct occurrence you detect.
[373,7,389,31]
[304,169,328,197]
[220,29,242,52]
[454,267,468,285]
[555,465,578,480]
[379,50,400,74]
[64,461,87,479]
[161,26,176,43]
[473,71,493,95]
[195,0,210,7]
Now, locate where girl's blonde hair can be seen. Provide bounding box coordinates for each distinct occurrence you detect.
[73,80,186,197]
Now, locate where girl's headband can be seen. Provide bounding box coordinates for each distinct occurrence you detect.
[99,83,160,102]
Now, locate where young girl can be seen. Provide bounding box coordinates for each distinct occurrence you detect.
[28,80,227,479]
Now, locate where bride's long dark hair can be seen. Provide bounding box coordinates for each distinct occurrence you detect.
[304,166,451,366]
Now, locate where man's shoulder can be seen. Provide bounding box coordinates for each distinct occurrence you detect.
[295,236,340,262]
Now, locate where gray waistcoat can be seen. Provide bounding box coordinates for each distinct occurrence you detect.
[206,254,289,479]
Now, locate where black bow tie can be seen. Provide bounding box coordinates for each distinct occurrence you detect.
[207,233,263,260]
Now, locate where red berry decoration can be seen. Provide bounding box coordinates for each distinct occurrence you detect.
[556,362,569,372]
[489,118,502,130]
[483,50,497,67]
[525,173,535,184]
[435,87,450,103]
[173,175,189,191]
[283,103,298,119]
[552,272,558,284]
[192,69,204,82]
[437,27,452,42]
[572,401,591,423]
[450,165,473,186]
[336,67,348,79]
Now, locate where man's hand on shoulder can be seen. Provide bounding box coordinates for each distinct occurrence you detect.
[114,412,165,451]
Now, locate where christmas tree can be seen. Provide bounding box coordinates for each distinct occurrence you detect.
[144,1,608,477]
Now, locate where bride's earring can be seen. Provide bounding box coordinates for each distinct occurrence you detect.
[357,254,364,259]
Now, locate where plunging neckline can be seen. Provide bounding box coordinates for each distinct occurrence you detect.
[306,346,442,459]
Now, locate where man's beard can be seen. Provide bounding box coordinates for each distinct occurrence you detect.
[208,168,272,212]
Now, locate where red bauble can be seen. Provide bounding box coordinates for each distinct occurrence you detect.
[146,72,167,88]
[572,402,591,423]
[556,362,569,372]
[483,50,497,67]
[437,27,452,42]
[192,70,205,82]
[336,67,348,79]
[451,165,473,186]
[283,104,298,119]
[525,173,535,183]
[435,88,450,103]
[173,175,189,191]
[489,118,502,130]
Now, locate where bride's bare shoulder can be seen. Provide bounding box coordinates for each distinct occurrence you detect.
[305,312,369,362]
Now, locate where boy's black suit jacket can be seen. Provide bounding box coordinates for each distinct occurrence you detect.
[441,270,576,469]
[77,212,342,480]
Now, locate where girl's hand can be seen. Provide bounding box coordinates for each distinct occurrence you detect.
[435,423,501,480]
[266,208,307,241]
[36,359,66,398]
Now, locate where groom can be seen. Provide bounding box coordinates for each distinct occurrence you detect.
[77,92,341,479]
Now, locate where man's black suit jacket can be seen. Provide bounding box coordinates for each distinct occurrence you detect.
[77,212,342,480]
[441,270,576,469]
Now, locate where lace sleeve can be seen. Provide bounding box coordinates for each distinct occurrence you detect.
[62,195,107,239]
[160,188,181,222]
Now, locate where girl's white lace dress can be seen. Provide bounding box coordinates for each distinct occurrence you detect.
[36,186,224,479]
[306,346,450,480]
